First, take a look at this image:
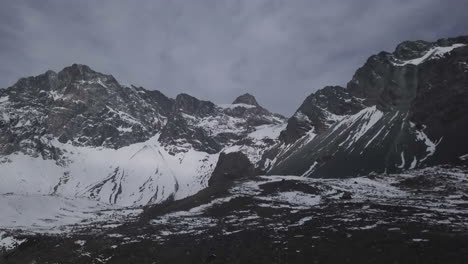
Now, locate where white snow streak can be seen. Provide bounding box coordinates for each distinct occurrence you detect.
[394,43,466,66]
[301,161,318,177]
[414,129,441,162]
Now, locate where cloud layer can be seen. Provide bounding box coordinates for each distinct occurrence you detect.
[1,0,467,114]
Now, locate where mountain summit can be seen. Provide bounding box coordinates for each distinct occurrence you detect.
[232,93,260,107]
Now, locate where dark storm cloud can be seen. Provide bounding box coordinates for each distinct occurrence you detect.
[1,0,467,115]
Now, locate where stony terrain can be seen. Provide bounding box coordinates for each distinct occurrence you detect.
[2,166,468,263]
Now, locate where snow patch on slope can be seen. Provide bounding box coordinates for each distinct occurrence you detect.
[301,162,318,177]
[258,191,321,209]
[0,232,26,251]
[248,123,287,141]
[394,43,466,66]
[0,95,9,103]
[337,106,384,149]
[222,123,286,165]
[293,111,310,122]
[414,127,441,162]
[0,194,141,233]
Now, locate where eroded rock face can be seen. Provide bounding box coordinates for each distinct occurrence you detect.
[173,93,216,117]
[279,86,364,144]
[0,64,286,157]
[0,64,174,154]
[347,54,419,109]
[208,151,255,186]
[267,35,468,178]
[158,92,284,154]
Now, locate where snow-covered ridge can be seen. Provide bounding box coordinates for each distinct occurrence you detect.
[0,134,218,207]
[393,43,466,66]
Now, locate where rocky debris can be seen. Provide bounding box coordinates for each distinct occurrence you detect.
[2,166,468,263]
[340,191,352,200]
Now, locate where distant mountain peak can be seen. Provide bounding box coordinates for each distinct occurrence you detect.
[232,93,260,107]
[56,64,116,84]
[60,63,95,74]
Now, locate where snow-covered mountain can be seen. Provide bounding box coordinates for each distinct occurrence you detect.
[0,65,285,206]
[1,35,468,210]
[264,35,468,178]
[1,35,468,264]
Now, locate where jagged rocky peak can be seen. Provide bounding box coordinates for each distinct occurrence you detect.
[160,91,285,155]
[229,93,284,122]
[174,93,216,117]
[56,63,116,85]
[232,93,260,107]
[393,40,433,60]
[0,64,176,152]
[60,63,95,75]
[268,35,468,178]
[10,63,118,97]
[347,36,468,109]
[393,35,468,61]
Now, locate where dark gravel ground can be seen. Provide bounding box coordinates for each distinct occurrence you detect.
[2,166,468,264]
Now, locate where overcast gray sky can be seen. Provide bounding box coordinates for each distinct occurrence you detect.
[1,0,467,115]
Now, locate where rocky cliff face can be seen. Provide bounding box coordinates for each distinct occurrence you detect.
[0,64,173,154]
[279,86,364,144]
[266,35,468,178]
